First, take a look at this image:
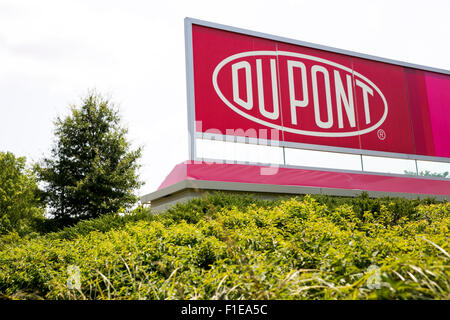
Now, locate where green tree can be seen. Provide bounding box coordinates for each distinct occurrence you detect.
[404,170,449,178]
[0,151,45,236]
[36,92,143,223]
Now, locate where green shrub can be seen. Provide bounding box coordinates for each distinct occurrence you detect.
[45,206,153,241]
[0,193,448,300]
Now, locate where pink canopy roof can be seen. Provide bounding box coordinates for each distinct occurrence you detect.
[157,161,450,197]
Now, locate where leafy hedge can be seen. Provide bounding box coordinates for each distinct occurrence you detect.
[0,193,448,299]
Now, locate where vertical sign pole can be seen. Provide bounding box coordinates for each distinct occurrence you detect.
[185,18,197,162]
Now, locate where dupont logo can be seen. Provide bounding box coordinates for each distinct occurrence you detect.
[212,51,388,137]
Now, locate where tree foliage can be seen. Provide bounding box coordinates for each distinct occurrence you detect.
[36,92,143,222]
[404,170,449,178]
[0,151,44,236]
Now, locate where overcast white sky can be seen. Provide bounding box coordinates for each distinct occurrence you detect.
[1,0,449,196]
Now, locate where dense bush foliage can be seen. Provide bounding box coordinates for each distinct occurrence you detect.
[0,193,448,300]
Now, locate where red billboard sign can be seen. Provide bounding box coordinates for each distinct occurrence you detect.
[187,20,450,159]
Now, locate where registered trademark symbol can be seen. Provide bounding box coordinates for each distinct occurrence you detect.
[377,129,386,140]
